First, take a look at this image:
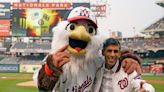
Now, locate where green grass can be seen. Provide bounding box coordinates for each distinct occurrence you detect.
[151,84,164,92]
[0,73,163,92]
[143,75,164,92]
[143,75,164,80]
[0,79,37,92]
[0,73,37,92]
[0,73,33,77]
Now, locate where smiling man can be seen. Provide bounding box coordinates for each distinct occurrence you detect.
[93,38,155,92]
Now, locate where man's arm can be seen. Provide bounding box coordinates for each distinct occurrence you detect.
[120,51,142,75]
[37,45,70,91]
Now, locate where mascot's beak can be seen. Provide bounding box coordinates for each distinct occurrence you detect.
[67,25,91,55]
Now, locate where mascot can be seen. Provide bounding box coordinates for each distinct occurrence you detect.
[35,6,141,92]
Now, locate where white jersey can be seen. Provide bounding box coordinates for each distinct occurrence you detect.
[53,62,97,92]
[93,62,155,92]
[33,57,104,92]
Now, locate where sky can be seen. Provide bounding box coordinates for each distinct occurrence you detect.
[0,0,163,38]
[97,0,164,38]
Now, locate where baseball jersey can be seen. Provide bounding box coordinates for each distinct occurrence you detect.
[50,57,104,92]
[93,61,155,92]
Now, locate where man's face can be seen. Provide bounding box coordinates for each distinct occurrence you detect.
[103,45,121,67]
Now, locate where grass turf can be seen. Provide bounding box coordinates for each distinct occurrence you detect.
[0,73,37,92]
[142,75,164,92]
[0,73,164,92]
[0,79,37,92]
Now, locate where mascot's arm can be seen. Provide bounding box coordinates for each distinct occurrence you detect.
[120,50,142,75]
[38,55,62,91]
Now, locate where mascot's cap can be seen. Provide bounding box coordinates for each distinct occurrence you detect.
[67,6,97,28]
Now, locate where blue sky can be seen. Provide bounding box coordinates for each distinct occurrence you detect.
[97,0,164,37]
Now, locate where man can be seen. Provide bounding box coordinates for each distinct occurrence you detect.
[93,38,154,92]
[35,6,142,92]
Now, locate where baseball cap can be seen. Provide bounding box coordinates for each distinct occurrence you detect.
[67,6,97,28]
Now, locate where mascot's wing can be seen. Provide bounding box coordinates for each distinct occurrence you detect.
[51,21,69,54]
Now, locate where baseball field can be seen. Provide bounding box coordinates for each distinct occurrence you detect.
[0,73,164,92]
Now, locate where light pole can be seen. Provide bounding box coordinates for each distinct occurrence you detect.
[133,27,136,37]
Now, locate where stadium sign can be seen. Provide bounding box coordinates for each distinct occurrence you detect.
[12,2,72,9]
[11,9,68,36]
[0,19,10,36]
[0,3,10,19]
[0,64,19,73]
[20,64,41,73]
[91,4,106,17]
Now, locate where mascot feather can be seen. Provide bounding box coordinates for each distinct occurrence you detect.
[36,6,105,92]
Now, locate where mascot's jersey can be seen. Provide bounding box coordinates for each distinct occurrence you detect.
[53,58,103,92]
[53,64,96,92]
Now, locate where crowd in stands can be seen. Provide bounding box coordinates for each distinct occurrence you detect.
[120,38,164,51]
[145,17,164,30]
[0,55,43,65]
[11,42,51,50]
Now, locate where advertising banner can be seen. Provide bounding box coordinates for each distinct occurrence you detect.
[0,64,19,72]
[0,19,10,36]
[0,3,10,19]
[20,0,39,2]
[19,64,41,73]
[73,3,90,8]
[142,65,150,73]
[12,9,68,36]
[91,4,106,17]
[150,64,163,74]
[13,2,72,9]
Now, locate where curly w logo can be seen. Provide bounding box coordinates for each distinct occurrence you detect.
[79,9,90,17]
[118,77,128,89]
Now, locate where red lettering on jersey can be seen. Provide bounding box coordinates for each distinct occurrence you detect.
[118,77,128,89]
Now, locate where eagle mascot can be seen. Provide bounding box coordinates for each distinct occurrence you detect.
[35,6,140,92]
[50,6,102,92]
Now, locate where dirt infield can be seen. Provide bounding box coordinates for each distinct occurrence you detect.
[146,80,164,84]
[16,81,36,87]
[0,76,32,79]
[0,76,36,87]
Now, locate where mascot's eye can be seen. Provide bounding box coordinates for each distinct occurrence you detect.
[66,23,76,31]
[88,26,96,35]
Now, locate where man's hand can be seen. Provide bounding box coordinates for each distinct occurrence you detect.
[138,82,146,92]
[122,58,142,75]
[52,45,70,68]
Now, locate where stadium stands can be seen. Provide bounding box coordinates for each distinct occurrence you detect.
[0,55,43,65]
[120,37,164,59]
[11,42,51,50]
[0,56,21,64]
[145,17,164,30]
[12,42,27,49]
[142,17,164,38]
[10,42,51,54]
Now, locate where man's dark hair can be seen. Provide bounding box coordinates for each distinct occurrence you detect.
[102,38,121,49]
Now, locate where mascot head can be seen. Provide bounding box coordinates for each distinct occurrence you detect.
[66,6,98,56]
[51,6,100,56]
[51,6,103,76]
